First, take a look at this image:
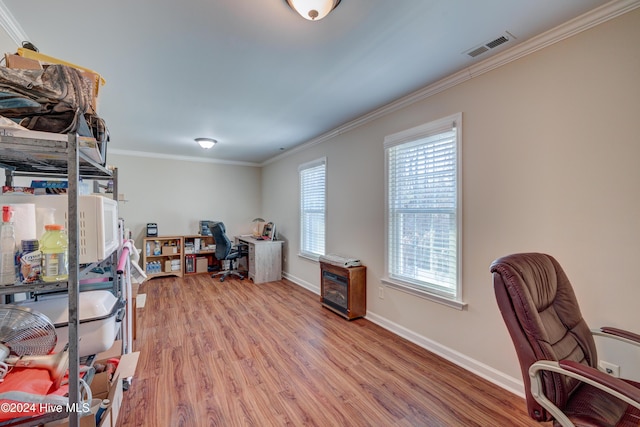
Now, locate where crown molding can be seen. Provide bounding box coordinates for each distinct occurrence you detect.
[262,0,640,167]
[0,1,28,46]
[109,148,260,167]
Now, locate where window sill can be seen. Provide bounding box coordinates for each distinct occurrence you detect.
[298,253,320,262]
[380,278,468,310]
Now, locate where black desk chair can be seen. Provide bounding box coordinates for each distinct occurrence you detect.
[211,222,247,282]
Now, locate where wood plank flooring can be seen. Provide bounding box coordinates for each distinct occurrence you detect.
[117,274,543,427]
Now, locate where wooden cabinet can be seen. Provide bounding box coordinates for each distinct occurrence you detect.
[320,262,366,320]
[236,236,283,284]
[142,236,184,278]
[183,234,216,275]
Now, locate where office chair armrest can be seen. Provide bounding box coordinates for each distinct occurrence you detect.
[591,327,640,348]
[559,360,640,403]
[229,243,249,259]
[529,360,640,427]
[600,326,640,345]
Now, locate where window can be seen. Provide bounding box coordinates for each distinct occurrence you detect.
[384,113,464,308]
[299,158,326,259]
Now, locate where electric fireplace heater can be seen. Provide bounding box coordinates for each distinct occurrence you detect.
[320,261,367,320]
[322,270,349,315]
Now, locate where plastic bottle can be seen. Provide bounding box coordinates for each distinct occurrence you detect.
[40,224,69,282]
[0,206,17,285]
[146,241,151,256]
[95,399,110,424]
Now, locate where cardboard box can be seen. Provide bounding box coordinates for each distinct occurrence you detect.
[90,341,139,427]
[165,260,172,272]
[161,246,177,255]
[43,344,138,427]
[5,53,42,70]
[196,257,208,273]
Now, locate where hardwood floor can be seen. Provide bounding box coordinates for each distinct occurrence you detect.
[117,274,541,427]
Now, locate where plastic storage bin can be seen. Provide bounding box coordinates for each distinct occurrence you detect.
[19,290,124,356]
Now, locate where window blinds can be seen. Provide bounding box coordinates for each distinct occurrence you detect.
[386,124,459,298]
[299,158,326,258]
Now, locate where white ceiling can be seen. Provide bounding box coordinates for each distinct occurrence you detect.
[1,0,611,164]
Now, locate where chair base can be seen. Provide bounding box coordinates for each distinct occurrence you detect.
[212,269,244,282]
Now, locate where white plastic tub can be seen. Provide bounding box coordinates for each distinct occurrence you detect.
[19,290,124,357]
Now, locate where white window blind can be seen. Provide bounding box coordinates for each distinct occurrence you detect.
[385,113,461,300]
[299,158,326,259]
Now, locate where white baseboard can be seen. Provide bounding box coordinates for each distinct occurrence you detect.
[282,273,524,397]
[365,311,525,398]
[283,271,320,295]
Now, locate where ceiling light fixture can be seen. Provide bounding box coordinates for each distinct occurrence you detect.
[286,0,341,21]
[195,138,217,149]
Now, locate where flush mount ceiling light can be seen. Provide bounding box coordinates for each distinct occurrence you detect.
[195,138,217,149]
[286,0,341,21]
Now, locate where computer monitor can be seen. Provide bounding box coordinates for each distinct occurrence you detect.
[199,220,218,236]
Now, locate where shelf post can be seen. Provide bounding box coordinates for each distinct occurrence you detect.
[68,134,81,427]
[111,167,118,202]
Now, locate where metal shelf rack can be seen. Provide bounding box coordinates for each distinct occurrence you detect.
[0,133,115,427]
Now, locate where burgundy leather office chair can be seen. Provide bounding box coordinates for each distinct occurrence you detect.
[490,253,640,427]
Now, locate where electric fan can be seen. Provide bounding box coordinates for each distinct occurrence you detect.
[0,305,68,389]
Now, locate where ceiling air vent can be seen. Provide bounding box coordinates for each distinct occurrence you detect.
[486,35,509,49]
[467,46,489,58]
[465,32,515,58]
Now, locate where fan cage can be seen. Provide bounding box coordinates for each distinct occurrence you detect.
[0,305,57,356]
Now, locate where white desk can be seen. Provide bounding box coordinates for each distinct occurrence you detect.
[236,236,284,284]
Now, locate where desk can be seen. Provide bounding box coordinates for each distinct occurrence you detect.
[236,236,284,284]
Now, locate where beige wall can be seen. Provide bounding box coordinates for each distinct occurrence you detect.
[261,9,640,391]
[109,153,262,249]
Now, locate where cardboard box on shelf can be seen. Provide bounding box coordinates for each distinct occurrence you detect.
[196,257,208,273]
[5,53,42,70]
[161,246,177,255]
[2,186,35,194]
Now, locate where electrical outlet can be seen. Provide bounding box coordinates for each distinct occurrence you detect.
[378,286,384,299]
[599,361,620,377]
